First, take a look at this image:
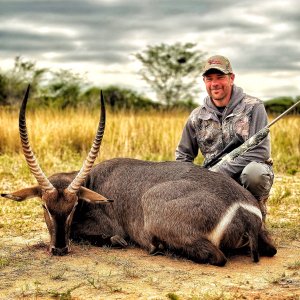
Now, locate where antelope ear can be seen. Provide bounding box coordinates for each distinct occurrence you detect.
[78,186,113,204]
[1,186,42,201]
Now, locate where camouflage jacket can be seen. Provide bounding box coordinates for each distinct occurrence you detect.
[175,85,271,178]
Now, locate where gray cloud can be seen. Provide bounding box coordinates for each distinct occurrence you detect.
[1,0,300,99]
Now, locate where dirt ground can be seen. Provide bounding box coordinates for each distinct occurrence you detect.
[0,173,299,300]
[0,233,299,299]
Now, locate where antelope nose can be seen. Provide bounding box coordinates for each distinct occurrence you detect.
[51,246,69,256]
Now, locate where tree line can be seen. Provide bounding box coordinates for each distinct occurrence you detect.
[0,45,299,113]
[0,57,160,111]
[0,43,205,111]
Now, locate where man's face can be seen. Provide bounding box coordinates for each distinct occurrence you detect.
[203,70,235,106]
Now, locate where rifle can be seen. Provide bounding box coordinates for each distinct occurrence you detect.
[203,100,300,171]
[203,133,244,168]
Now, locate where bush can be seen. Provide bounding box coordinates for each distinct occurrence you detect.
[81,86,161,111]
[264,97,299,114]
[0,74,9,105]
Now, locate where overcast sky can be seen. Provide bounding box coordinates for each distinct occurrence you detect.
[1,0,300,102]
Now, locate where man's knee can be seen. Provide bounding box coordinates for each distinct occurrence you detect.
[240,161,274,201]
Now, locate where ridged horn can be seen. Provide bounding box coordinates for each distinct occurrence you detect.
[19,85,55,192]
[67,91,106,194]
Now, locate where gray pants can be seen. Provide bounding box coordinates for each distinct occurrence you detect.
[240,161,274,219]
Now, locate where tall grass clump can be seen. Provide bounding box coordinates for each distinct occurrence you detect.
[269,115,300,174]
[0,107,298,174]
[0,107,190,171]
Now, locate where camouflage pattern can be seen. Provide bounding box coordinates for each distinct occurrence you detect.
[190,94,262,165]
[175,85,300,217]
[202,55,233,75]
[209,127,270,172]
[208,99,300,173]
[175,85,273,201]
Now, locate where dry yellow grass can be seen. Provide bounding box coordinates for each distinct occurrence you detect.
[269,115,300,173]
[0,107,299,173]
[0,108,189,164]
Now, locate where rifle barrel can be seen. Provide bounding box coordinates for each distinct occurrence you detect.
[267,100,300,128]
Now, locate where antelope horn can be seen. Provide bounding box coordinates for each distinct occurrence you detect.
[67,91,106,194]
[19,85,55,192]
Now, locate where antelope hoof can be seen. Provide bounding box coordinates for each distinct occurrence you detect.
[149,243,165,255]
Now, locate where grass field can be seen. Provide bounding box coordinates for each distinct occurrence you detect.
[0,108,299,299]
[0,108,299,173]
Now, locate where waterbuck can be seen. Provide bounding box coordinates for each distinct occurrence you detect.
[1,86,277,265]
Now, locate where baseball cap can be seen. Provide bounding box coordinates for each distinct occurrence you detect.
[202,55,233,76]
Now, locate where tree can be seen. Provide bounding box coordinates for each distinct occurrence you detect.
[0,56,47,106]
[40,69,84,109]
[135,43,206,106]
[6,56,47,104]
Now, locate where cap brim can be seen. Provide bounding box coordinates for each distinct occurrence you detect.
[202,67,230,76]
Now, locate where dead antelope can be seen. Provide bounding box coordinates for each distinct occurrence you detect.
[1,86,277,265]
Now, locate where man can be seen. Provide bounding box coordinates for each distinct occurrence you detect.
[175,55,274,220]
